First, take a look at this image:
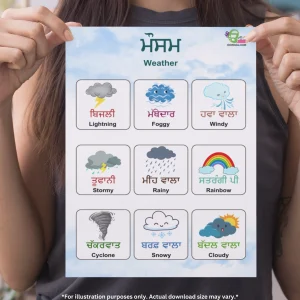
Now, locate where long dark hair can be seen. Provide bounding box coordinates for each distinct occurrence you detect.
[31,0,267,191]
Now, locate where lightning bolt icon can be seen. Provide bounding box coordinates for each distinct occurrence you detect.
[100,163,107,173]
[95,97,105,108]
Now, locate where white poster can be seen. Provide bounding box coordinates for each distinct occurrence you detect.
[65,27,257,277]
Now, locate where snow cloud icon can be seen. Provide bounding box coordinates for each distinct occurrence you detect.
[143,211,179,231]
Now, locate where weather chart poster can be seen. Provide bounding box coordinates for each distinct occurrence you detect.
[65,27,257,277]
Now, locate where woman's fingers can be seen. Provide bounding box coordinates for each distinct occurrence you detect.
[245,17,300,42]
[278,53,300,83]
[0,47,26,70]
[0,32,36,69]
[256,38,275,61]
[0,19,48,59]
[1,6,73,42]
[286,71,300,91]
[0,9,80,72]
[273,35,300,68]
[46,22,81,50]
[0,20,81,60]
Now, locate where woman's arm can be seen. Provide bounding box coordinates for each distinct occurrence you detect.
[0,75,55,292]
[251,15,300,298]
[273,113,300,300]
[0,7,77,291]
[264,54,300,299]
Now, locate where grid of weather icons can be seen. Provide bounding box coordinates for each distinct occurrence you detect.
[73,75,251,260]
[76,144,247,196]
[76,209,246,260]
[76,79,247,131]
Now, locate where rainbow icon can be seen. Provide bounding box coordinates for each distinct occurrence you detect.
[199,152,239,175]
[203,152,235,169]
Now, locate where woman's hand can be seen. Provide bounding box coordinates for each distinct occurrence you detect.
[0,6,80,106]
[246,17,300,122]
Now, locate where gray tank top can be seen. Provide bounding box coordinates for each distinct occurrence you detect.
[36,5,288,300]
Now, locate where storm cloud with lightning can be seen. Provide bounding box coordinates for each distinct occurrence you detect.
[86,82,117,108]
[86,150,121,174]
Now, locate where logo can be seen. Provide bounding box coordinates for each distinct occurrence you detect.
[141,33,181,53]
[225,29,246,46]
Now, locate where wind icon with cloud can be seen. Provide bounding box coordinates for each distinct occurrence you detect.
[203,82,234,111]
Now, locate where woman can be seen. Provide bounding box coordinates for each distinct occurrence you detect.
[0,0,299,299]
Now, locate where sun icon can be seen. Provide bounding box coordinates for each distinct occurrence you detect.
[220,214,239,228]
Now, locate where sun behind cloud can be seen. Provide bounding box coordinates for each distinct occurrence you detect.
[220,214,239,228]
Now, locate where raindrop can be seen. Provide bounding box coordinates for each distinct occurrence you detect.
[148,169,150,172]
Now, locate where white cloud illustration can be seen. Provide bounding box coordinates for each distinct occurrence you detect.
[143,211,179,231]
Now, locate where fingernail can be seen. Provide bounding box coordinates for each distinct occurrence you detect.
[70,22,82,26]
[245,30,257,43]
[64,29,74,41]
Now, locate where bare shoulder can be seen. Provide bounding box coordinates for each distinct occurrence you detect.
[12,70,55,254]
[263,11,290,123]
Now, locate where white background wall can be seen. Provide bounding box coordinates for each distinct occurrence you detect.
[1,0,289,299]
